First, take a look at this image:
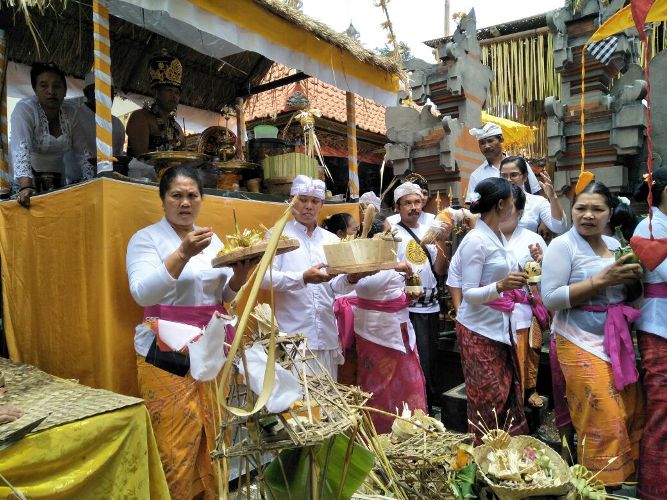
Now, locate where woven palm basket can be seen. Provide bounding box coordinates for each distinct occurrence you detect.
[472,435,571,500]
[323,238,398,274]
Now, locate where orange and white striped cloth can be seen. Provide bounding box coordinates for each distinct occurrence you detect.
[346,91,359,199]
[92,0,114,174]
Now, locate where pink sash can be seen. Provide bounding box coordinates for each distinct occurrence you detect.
[333,294,410,350]
[485,289,550,329]
[143,304,233,352]
[645,282,667,299]
[580,303,640,391]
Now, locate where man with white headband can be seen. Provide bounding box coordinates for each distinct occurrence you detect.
[387,172,436,226]
[261,175,355,378]
[465,122,541,203]
[66,71,125,182]
[392,181,448,414]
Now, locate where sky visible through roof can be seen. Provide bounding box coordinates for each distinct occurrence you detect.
[302,0,565,62]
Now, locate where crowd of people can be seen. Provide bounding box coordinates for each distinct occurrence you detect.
[8,50,662,500]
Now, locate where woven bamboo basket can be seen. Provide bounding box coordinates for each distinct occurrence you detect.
[213,334,370,459]
[472,435,571,500]
[324,238,398,275]
[380,430,474,500]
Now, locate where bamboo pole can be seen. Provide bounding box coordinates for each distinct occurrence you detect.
[235,96,246,160]
[346,91,359,199]
[92,0,113,174]
[0,29,10,194]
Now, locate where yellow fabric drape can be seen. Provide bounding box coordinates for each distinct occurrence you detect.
[481,111,538,148]
[590,0,667,42]
[0,405,169,499]
[188,0,400,94]
[0,178,358,396]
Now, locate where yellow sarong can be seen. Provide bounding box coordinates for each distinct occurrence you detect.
[137,356,221,499]
[555,335,644,485]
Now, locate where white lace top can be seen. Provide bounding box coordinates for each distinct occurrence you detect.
[9,96,93,181]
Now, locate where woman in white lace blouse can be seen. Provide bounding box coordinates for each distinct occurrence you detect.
[10,63,93,207]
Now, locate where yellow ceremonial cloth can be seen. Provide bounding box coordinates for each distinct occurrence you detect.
[0,405,169,499]
[590,1,667,42]
[0,178,358,396]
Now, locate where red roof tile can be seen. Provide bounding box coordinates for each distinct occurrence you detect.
[245,63,387,135]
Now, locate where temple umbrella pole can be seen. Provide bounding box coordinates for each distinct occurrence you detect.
[346,91,359,200]
[235,97,246,160]
[0,30,11,194]
[92,0,114,175]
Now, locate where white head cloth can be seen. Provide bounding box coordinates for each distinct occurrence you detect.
[468,122,502,140]
[290,174,326,200]
[84,71,113,88]
[359,191,381,211]
[393,182,422,203]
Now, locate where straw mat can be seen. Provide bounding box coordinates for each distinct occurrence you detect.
[0,357,142,437]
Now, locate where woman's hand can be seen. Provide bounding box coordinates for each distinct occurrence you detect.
[228,257,260,291]
[303,263,332,284]
[538,171,556,200]
[529,242,544,263]
[594,253,643,288]
[395,261,413,276]
[17,185,37,208]
[496,271,529,293]
[178,227,213,261]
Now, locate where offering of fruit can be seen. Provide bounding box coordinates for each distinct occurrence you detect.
[613,226,639,264]
[405,270,423,294]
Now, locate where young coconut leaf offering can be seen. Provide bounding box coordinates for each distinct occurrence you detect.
[613,226,639,263]
[212,227,299,268]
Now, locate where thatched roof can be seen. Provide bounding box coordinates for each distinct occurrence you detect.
[252,0,401,74]
[424,12,549,47]
[0,1,272,112]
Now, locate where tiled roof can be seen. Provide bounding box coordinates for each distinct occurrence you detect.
[245,63,387,135]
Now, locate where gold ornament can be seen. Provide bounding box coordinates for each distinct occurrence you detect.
[406,240,427,265]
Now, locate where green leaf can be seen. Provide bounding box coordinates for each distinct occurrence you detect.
[316,434,375,499]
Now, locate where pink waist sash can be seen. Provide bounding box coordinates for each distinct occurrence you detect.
[333,294,410,351]
[645,282,667,299]
[580,303,640,391]
[485,289,550,329]
[143,303,229,352]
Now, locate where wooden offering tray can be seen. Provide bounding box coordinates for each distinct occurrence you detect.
[211,239,300,268]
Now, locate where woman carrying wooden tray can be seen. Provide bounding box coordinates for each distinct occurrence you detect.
[126,166,256,498]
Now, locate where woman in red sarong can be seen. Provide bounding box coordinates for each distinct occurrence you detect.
[332,217,427,433]
[633,166,667,500]
[126,166,255,499]
[454,177,529,443]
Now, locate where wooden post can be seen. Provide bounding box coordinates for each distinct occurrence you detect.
[235,97,246,160]
[0,30,10,194]
[92,0,113,173]
[346,91,359,199]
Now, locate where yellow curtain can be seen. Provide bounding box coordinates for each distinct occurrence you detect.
[0,405,169,499]
[0,178,358,396]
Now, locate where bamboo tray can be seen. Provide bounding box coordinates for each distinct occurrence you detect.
[211,239,300,268]
[327,261,398,275]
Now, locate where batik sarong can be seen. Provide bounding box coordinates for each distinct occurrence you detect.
[555,334,643,485]
[456,322,528,444]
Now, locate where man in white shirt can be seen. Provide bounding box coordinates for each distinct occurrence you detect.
[387,173,436,226]
[260,175,352,379]
[391,182,448,412]
[465,123,541,203]
[65,72,126,182]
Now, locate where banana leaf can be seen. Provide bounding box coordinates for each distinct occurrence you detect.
[264,434,375,500]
